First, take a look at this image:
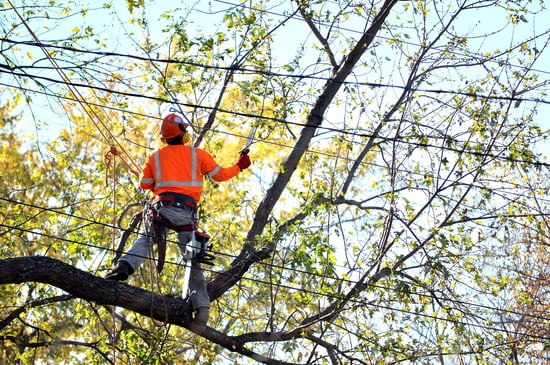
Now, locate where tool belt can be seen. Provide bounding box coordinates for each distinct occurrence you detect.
[151,192,197,210]
[113,198,214,274]
[149,193,198,232]
[145,193,202,273]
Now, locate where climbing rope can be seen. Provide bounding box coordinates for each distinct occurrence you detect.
[104,146,121,365]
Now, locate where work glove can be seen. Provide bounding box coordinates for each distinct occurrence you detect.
[237,153,251,171]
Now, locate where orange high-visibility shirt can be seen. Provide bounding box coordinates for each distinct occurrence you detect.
[139,145,240,201]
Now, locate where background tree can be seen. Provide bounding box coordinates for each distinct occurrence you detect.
[1,0,549,364]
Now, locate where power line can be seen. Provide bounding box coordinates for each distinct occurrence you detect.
[1,196,550,332]
[2,78,534,194]
[211,0,550,76]
[2,219,550,345]
[2,37,548,107]
[4,3,548,164]
[4,0,549,80]
[2,69,550,173]
[2,33,550,173]
[4,76,550,262]
[3,74,550,201]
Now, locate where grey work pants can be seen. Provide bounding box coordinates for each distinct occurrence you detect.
[119,206,210,310]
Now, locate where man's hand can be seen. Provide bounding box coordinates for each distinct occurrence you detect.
[237,153,251,171]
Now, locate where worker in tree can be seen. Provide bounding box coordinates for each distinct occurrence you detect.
[105,113,251,329]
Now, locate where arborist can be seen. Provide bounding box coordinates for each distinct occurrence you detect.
[105,113,251,330]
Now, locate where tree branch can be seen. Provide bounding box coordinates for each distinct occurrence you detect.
[209,0,400,302]
[295,0,338,68]
[0,294,74,330]
[0,256,303,365]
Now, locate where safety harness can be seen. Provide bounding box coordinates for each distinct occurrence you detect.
[144,193,214,273]
[148,194,198,231]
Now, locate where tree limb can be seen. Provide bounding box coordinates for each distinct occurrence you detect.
[209,0,400,302]
[0,294,74,330]
[0,256,303,365]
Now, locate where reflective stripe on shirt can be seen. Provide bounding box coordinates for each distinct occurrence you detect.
[191,147,197,181]
[207,165,222,177]
[155,180,203,188]
[152,147,203,188]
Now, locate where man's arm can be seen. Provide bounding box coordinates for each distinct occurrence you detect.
[139,155,155,190]
[199,149,250,182]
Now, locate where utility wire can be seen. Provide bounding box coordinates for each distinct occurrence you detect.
[7,77,550,214]
[5,0,550,79]
[2,75,550,197]
[2,220,550,344]
[212,0,550,73]
[1,196,550,329]
[2,20,549,171]
[1,37,548,107]
[2,69,550,172]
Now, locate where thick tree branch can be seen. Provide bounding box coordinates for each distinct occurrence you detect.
[0,256,191,325]
[209,0,400,302]
[0,256,303,365]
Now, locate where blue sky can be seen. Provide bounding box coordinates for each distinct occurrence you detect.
[1,0,549,157]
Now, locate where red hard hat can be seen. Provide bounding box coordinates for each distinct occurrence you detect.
[160,113,188,139]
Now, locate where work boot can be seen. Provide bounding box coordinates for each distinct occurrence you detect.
[105,261,134,281]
